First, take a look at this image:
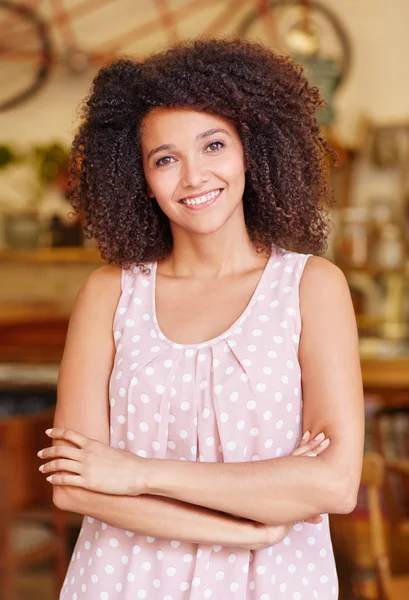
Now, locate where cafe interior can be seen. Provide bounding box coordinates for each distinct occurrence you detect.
[1,1,409,599]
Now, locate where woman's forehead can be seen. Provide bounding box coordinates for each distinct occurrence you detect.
[141,107,235,142]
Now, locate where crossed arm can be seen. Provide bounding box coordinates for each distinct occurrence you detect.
[42,258,364,544]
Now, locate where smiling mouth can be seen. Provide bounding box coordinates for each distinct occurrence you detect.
[179,188,223,207]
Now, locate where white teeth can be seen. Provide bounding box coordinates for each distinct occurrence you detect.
[181,189,220,206]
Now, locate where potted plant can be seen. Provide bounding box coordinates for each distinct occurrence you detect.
[0,142,70,250]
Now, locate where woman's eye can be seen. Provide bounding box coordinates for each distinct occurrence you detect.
[155,142,223,166]
[155,156,174,167]
[206,141,224,152]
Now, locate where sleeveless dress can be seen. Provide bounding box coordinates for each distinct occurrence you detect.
[60,249,338,600]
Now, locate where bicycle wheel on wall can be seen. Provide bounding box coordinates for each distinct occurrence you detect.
[0,1,53,111]
[236,0,352,125]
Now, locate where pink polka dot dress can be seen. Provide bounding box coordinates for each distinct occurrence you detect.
[61,249,338,600]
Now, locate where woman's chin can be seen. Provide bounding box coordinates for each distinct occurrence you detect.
[182,215,232,236]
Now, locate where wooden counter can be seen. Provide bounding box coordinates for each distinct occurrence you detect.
[1,355,409,400]
[0,247,103,363]
[0,313,68,364]
[0,247,408,400]
[0,246,103,264]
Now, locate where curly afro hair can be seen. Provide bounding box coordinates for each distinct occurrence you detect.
[70,37,336,269]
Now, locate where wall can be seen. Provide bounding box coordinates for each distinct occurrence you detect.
[327,0,409,144]
[1,0,408,147]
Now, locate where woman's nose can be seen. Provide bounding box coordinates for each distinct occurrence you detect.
[181,156,210,189]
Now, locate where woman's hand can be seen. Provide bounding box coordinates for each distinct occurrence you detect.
[38,428,148,496]
[247,522,293,550]
[290,430,330,525]
[291,430,330,458]
[247,431,331,549]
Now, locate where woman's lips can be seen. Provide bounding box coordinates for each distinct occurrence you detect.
[180,189,223,211]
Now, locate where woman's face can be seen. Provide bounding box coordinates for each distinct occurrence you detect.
[141,107,246,236]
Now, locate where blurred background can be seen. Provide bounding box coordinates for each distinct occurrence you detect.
[1,1,409,598]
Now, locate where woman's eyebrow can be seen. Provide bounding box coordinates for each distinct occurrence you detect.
[197,127,231,140]
[147,128,231,160]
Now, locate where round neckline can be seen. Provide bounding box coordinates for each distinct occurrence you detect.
[151,251,274,350]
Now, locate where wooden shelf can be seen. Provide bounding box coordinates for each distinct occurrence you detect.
[342,266,409,277]
[361,356,409,392]
[0,363,59,389]
[0,302,68,325]
[0,247,103,264]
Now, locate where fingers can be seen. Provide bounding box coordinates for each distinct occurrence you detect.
[45,428,89,448]
[304,515,323,524]
[45,473,83,486]
[38,443,84,478]
[39,458,82,475]
[37,445,82,461]
[291,432,330,457]
[299,430,311,444]
[294,515,323,525]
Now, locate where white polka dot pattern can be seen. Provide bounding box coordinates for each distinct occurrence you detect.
[60,249,338,599]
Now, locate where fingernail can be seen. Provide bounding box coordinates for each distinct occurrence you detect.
[319,438,330,448]
[307,452,318,457]
[45,429,53,435]
[39,465,44,472]
[37,450,43,457]
[46,475,53,482]
[314,432,325,442]
[302,431,310,441]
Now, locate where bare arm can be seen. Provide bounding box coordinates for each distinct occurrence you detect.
[51,265,270,547]
[143,258,365,524]
[55,486,272,548]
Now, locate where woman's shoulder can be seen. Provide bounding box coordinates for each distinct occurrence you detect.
[75,264,123,319]
[88,263,122,283]
[299,256,351,312]
[302,255,345,283]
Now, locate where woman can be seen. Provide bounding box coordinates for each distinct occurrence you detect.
[38,38,364,599]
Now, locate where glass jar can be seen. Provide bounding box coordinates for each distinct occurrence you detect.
[334,206,371,269]
[371,222,404,269]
